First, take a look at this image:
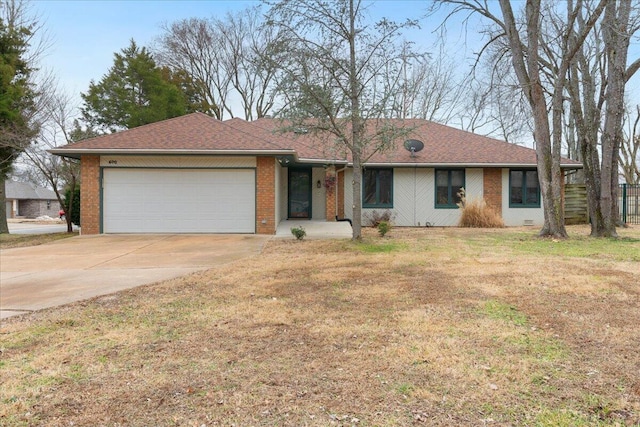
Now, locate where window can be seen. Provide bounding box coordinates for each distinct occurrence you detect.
[363,168,393,208]
[510,169,540,207]
[435,169,465,208]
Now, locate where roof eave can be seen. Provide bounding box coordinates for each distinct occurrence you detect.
[295,157,349,165]
[48,148,299,160]
[356,162,583,169]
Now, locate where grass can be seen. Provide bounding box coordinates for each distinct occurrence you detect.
[0,225,639,426]
[0,231,77,249]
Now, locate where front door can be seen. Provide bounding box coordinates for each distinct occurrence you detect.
[288,168,312,218]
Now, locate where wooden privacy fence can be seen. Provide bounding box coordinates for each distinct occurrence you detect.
[620,184,640,225]
[565,184,588,224]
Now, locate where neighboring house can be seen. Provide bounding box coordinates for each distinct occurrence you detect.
[5,181,61,219]
[50,113,581,235]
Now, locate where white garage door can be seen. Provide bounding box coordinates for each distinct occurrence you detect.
[103,169,255,233]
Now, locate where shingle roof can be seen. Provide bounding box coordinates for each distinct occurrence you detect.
[51,113,581,168]
[5,181,57,200]
[53,113,288,152]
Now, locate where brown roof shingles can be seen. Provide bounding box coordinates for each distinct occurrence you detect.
[58,112,287,152]
[53,113,580,167]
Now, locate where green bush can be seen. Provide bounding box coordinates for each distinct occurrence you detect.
[377,220,391,237]
[64,187,81,226]
[290,226,306,240]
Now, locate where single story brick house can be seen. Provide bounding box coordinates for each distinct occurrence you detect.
[5,181,61,219]
[51,113,580,235]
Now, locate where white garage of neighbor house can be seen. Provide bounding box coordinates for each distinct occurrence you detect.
[50,113,581,235]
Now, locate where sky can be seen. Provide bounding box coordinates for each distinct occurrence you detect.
[28,0,640,127]
[31,0,479,110]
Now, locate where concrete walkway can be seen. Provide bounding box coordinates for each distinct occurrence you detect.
[0,234,269,319]
[275,219,353,239]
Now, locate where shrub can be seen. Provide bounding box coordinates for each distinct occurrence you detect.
[363,209,396,227]
[377,220,391,237]
[457,189,504,228]
[290,226,306,240]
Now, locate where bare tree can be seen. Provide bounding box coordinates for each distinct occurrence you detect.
[620,105,640,184]
[154,17,229,119]
[21,89,83,232]
[459,52,533,144]
[267,0,417,240]
[154,6,284,120]
[385,42,468,124]
[216,7,285,120]
[565,0,639,236]
[438,0,607,238]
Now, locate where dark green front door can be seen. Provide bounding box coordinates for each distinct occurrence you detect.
[288,169,312,218]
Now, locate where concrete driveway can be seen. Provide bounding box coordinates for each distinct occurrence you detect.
[0,234,269,319]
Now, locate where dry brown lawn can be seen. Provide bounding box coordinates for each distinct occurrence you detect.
[1,226,639,426]
[0,232,77,249]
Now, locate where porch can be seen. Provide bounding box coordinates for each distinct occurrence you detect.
[275,219,352,239]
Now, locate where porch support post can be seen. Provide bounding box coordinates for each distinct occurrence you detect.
[325,166,337,221]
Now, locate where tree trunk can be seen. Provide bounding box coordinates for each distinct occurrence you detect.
[64,177,76,233]
[525,0,567,238]
[596,0,631,237]
[0,176,9,234]
[351,150,362,240]
[348,0,362,241]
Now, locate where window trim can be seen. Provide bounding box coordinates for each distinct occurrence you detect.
[362,168,394,208]
[509,169,541,208]
[434,168,465,209]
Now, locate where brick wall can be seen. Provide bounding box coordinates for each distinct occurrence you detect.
[18,199,61,219]
[325,167,337,221]
[483,168,502,214]
[81,155,101,235]
[256,157,276,234]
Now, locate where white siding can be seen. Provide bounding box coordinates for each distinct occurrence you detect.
[344,167,485,227]
[311,167,326,220]
[344,169,354,221]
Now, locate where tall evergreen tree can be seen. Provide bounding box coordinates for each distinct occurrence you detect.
[81,40,188,133]
[0,4,37,233]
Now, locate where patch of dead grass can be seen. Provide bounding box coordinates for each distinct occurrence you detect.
[1,225,639,426]
[0,232,77,249]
